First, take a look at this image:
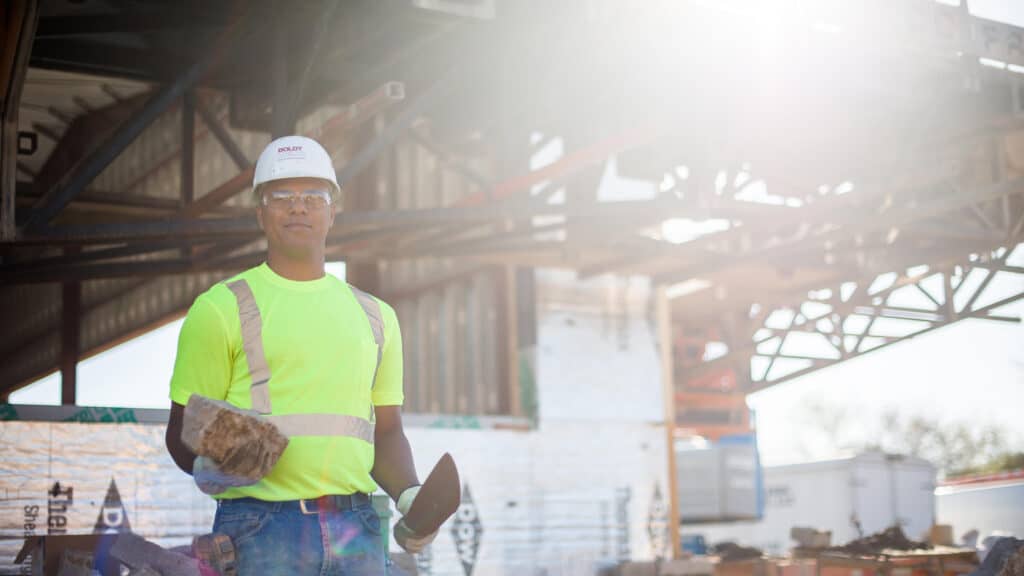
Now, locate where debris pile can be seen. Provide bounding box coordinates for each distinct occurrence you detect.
[828,525,932,556]
[712,541,765,561]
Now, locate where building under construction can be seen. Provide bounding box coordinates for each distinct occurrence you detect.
[1,0,1022,574]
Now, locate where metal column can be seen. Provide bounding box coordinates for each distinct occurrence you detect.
[656,286,682,559]
[60,247,81,404]
[1,0,39,240]
[271,20,293,139]
[181,90,195,206]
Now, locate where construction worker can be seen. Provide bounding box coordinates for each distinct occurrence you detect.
[164,135,435,575]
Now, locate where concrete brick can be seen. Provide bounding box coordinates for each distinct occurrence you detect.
[56,548,94,576]
[111,532,204,576]
[181,395,287,480]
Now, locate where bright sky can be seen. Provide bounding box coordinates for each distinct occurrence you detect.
[9,262,348,409]
[9,0,1024,468]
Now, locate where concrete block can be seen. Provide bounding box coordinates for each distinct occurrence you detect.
[111,532,203,576]
[56,549,93,576]
[181,395,288,480]
[791,527,831,548]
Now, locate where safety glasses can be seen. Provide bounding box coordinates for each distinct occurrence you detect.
[261,188,333,210]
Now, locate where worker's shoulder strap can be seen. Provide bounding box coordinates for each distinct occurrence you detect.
[225,279,272,413]
[348,284,385,389]
[224,277,386,390]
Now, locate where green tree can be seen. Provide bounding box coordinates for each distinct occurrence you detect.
[796,401,1023,478]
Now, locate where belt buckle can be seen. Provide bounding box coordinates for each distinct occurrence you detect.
[299,499,318,515]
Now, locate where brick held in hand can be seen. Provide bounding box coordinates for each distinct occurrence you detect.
[181,394,288,480]
[57,548,95,576]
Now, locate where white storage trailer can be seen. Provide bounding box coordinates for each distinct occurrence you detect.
[684,453,937,555]
[935,477,1024,541]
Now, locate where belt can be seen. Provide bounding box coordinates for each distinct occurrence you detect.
[299,493,372,515]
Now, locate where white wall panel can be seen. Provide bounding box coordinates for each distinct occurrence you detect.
[535,270,662,423]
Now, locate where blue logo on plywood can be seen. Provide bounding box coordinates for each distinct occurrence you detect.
[93,479,131,533]
[450,485,482,576]
[415,544,432,575]
[647,483,669,558]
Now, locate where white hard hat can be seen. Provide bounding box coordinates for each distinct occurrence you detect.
[253,135,340,197]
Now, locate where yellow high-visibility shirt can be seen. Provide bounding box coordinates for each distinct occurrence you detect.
[169,263,404,500]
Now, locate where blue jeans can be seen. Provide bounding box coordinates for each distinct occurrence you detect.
[212,497,387,576]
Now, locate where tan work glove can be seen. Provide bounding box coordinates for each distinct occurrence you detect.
[192,456,259,495]
[394,485,438,554]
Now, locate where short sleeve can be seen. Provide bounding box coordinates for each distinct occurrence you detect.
[169,294,234,406]
[371,300,404,407]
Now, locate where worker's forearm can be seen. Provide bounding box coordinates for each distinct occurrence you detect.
[165,402,197,475]
[371,428,419,502]
[166,429,197,474]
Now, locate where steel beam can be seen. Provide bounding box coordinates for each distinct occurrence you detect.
[60,247,80,404]
[100,84,125,103]
[674,240,1022,388]
[2,249,263,284]
[183,81,405,219]
[1,0,38,241]
[180,168,256,219]
[335,72,455,192]
[0,239,203,279]
[30,122,61,143]
[271,22,292,139]
[21,21,242,232]
[290,0,338,117]
[746,289,1024,394]
[313,81,405,152]
[406,127,492,190]
[29,40,184,83]
[46,106,73,125]
[457,126,654,207]
[71,95,93,114]
[195,95,248,170]
[20,197,694,248]
[654,177,1024,286]
[15,184,246,216]
[32,217,260,245]
[181,90,195,206]
[738,255,1024,390]
[16,161,35,178]
[34,13,219,38]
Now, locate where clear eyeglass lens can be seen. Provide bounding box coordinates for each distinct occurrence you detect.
[265,189,332,209]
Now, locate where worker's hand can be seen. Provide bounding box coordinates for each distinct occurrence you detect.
[396,485,421,517]
[394,518,437,554]
[192,456,259,495]
[394,485,438,554]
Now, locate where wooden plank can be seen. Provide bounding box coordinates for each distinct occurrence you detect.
[657,285,682,559]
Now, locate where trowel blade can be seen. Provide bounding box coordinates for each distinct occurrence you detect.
[403,453,461,535]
